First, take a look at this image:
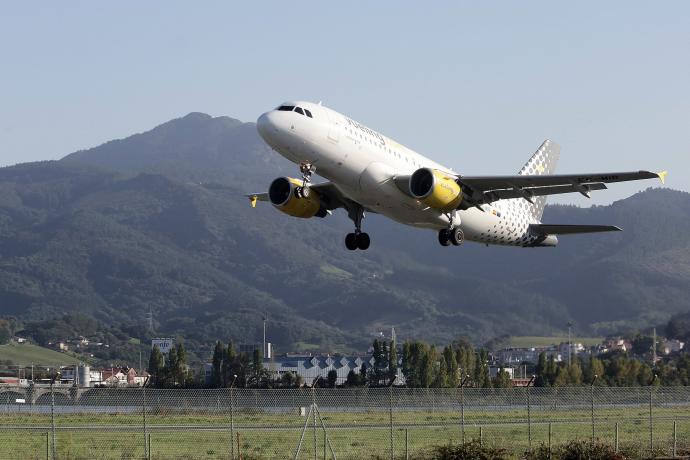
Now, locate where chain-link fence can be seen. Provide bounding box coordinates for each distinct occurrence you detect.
[1,385,689,459]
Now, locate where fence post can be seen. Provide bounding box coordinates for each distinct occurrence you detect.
[527,386,532,452]
[405,428,409,460]
[460,384,465,444]
[590,376,597,447]
[230,386,235,460]
[614,422,618,454]
[389,386,394,460]
[673,419,677,458]
[50,383,56,460]
[649,385,653,455]
[312,386,317,460]
[548,422,552,460]
[479,426,483,446]
[46,432,49,460]
[142,384,148,460]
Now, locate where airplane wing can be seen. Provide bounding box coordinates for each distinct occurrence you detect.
[246,181,348,212]
[458,170,666,206]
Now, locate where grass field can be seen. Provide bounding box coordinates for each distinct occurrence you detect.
[1,406,688,459]
[0,343,82,366]
[508,336,604,348]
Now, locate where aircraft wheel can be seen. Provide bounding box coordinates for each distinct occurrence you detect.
[300,186,310,198]
[438,229,451,247]
[345,233,358,250]
[357,232,370,250]
[450,228,464,246]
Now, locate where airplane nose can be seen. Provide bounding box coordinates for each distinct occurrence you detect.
[256,111,276,141]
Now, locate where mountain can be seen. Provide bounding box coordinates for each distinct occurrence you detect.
[1,112,688,357]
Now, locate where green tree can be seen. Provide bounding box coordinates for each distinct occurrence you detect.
[166,345,179,386]
[388,340,398,385]
[170,343,187,386]
[147,345,164,386]
[345,369,360,387]
[211,341,224,388]
[568,362,583,385]
[493,368,512,388]
[0,320,11,345]
[584,356,605,385]
[281,371,296,388]
[327,369,338,388]
[444,346,460,387]
[223,342,237,387]
[435,354,449,388]
[545,355,558,386]
[535,352,548,387]
[475,349,491,388]
[419,345,435,388]
[554,365,569,386]
[454,337,476,385]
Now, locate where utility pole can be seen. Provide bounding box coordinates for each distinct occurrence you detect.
[652,328,657,368]
[262,313,267,358]
[567,322,573,367]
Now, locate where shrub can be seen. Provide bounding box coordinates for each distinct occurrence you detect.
[525,440,626,460]
[430,440,507,460]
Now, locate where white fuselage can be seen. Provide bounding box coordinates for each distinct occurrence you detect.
[257,101,551,247]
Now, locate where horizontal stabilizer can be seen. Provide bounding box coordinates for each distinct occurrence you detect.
[529,224,622,235]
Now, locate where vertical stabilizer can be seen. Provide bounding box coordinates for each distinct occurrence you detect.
[518,139,560,221]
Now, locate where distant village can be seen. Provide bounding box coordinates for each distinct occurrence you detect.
[1,329,685,388]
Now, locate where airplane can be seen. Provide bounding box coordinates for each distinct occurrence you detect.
[248,101,666,251]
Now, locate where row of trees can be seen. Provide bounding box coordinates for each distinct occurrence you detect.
[147,343,189,387]
[149,336,690,389]
[534,351,690,387]
[209,342,270,388]
[341,338,513,389]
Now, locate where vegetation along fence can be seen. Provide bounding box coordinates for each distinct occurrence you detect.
[1,385,689,459]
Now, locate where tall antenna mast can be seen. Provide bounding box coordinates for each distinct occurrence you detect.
[262,313,267,358]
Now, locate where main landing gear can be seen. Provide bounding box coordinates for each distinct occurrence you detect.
[345,206,370,251]
[438,227,464,246]
[438,212,464,247]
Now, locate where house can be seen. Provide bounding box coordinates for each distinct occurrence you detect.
[661,339,685,355]
[602,338,632,353]
[493,347,562,365]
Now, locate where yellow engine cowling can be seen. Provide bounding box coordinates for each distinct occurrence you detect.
[268,177,322,218]
[409,168,462,211]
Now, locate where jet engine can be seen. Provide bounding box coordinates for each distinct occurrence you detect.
[409,168,462,211]
[268,177,326,218]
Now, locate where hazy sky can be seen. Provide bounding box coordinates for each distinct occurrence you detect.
[1,2,688,205]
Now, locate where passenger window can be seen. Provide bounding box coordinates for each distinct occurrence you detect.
[294,107,305,115]
[278,106,295,111]
[304,109,313,118]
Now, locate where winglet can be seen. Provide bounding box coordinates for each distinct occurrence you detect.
[657,170,668,185]
[249,195,258,208]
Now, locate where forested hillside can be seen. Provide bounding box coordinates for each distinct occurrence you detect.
[1,112,689,355]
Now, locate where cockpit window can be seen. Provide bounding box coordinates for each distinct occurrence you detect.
[278,105,295,111]
[304,109,313,118]
[294,107,304,115]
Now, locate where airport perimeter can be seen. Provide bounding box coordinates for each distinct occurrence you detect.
[1,386,689,459]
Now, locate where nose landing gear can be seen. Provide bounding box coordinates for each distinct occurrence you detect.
[345,206,370,251]
[295,161,316,198]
